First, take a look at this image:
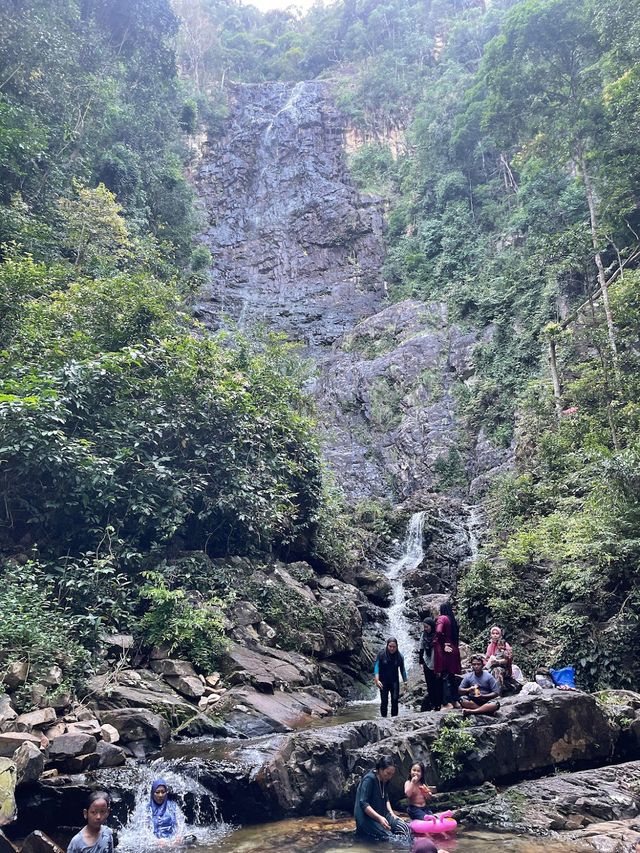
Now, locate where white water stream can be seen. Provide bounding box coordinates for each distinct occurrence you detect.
[381,510,426,674]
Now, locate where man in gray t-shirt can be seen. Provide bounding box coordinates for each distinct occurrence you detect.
[459,654,501,717]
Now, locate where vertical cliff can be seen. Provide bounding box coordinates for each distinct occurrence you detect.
[193,81,510,502]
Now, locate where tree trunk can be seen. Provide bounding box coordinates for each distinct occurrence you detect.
[579,153,618,367]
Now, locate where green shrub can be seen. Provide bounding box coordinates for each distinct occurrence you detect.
[0,561,91,711]
[431,717,476,782]
[139,571,227,672]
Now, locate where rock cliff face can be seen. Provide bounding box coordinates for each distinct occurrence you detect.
[193,82,511,501]
[193,81,386,348]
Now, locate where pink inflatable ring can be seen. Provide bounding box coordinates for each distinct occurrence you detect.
[410,811,457,835]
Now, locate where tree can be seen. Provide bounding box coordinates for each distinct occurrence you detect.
[57,182,131,269]
[480,0,620,363]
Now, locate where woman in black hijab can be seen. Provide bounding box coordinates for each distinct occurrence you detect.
[418,616,439,711]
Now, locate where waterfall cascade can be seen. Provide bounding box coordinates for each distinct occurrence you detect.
[382,510,426,674]
[102,761,230,851]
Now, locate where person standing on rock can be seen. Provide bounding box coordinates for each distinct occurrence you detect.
[374,637,408,718]
[354,755,410,842]
[434,602,462,709]
[418,617,439,711]
[66,791,114,853]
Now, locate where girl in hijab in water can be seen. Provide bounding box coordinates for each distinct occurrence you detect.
[148,779,186,843]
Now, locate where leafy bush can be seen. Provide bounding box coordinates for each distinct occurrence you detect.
[431,717,476,782]
[139,571,227,672]
[0,561,91,710]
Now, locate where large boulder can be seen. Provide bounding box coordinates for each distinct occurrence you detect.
[0,760,16,826]
[215,686,338,738]
[85,669,195,719]
[460,760,640,834]
[100,708,170,755]
[354,566,392,607]
[0,734,41,760]
[199,691,627,822]
[15,709,57,734]
[12,742,44,786]
[0,699,16,735]
[222,643,316,692]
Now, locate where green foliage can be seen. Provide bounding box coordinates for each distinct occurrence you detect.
[245,576,323,652]
[431,716,476,782]
[434,447,468,490]
[139,571,227,672]
[0,561,90,711]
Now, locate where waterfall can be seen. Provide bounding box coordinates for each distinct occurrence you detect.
[382,510,426,674]
[464,504,482,565]
[106,760,231,851]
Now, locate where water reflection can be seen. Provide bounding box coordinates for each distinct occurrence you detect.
[196,815,590,853]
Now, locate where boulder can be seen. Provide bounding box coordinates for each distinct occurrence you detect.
[205,673,222,689]
[0,699,16,734]
[20,831,64,853]
[12,742,44,786]
[227,600,263,628]
[48,733,96,762]
[95,741,126,768]
[39,667,62,688]
[215,685,336,737]
[163,676,204,701]
[15,709,57,733]
[57,752,100,774]
[460,760,640,834]
[354,566,392,606]
[176,713,230,738]
[102,634,135,657]
[0,734,40,760]
[222,643,316,692]
[85,670,195,717]
[0,760,16,826]
[149,659,197,678]
[1,663,28,692]
[99,724,120,744]
[100,708,170,753]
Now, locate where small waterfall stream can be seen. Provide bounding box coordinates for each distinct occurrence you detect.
[98,760,231,851]
[382,510,426,674]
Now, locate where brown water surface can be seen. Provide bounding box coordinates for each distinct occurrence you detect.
[196,815,590,853]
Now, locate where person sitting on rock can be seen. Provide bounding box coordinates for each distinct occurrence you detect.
[374,637,408,718]
[66,791,114,853]
[485,625,518,693]
[354,755,411,842]
[459,654,501,717]
[148,779,186,843]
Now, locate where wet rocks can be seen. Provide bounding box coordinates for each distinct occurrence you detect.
[202,691,632,822]
[354,566,392,606]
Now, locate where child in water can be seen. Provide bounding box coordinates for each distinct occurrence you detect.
[66,791,114,853]
[404,762,433,820]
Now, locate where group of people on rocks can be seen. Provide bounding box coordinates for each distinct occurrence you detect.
[66,780,190,853]
[374,602,518,718]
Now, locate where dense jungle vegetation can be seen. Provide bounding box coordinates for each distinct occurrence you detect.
[1,0,639,698]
